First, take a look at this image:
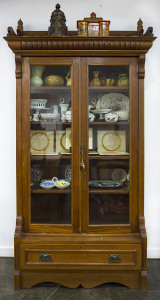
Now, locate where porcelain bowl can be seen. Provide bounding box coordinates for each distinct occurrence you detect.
[40,180,56,189]
[30,99,47,109]
[55,180,70,189]
[40,113,60,121]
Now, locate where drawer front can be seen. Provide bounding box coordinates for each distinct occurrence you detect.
[20,244,142,270]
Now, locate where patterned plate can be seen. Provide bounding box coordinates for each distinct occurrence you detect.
[65,165,71,182]
[111,168,127,182]
[89,180,123,189]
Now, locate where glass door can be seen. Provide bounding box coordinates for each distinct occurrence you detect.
[22,57,80,233]
[81,57,138,233]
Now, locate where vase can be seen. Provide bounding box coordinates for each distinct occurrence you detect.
[44,75,64,86]
[31,66,45,87]
[59,104,69,122]
[90,71,101,86]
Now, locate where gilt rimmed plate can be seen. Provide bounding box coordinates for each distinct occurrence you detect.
[111,168,127,182]
[30,131,54,154]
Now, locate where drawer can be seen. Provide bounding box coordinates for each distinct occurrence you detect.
[20,244,142,270]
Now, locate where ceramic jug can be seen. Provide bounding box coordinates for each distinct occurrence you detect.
[90,71,101,86]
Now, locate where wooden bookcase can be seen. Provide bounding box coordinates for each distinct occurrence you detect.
[4,19,155,290]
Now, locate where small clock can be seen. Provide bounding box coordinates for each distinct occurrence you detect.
[77,12,110,37]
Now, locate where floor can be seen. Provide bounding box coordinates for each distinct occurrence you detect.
[0,258,159,300]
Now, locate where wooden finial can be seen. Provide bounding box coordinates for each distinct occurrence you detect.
[137,18,144,36]
[17,19,23,36]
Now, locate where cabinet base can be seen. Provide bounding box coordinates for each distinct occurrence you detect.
[15,270,147,290]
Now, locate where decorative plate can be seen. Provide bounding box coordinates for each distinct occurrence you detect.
[65,165,71,182]
[111,168,127,182]
[89,180,123,189]
[66,128,93,150]
[30,131,54,154]
[96,93,129,112]
[66,128,72,150]
[102,132,121,151]
[97,130,126,154]
[31,168,43,186]
[56,130,70,154]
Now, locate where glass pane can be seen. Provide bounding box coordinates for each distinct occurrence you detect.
[30,65,72,224]
[88,65,130,225]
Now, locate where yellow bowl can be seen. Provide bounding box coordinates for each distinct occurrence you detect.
[44,75,64,86]
[55,180,70,189]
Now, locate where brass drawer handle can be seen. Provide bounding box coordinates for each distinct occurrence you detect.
[109,254,121,263]
[39,253,51,262]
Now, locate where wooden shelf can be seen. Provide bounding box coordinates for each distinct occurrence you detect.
[31,154,129,160]
[89,188,129,194]
[30,121,129,126]
[89,121,129,126]
[89,155,129,160]
[31,188,71,194]
[89,86,129,92]
[31,86,71,94]
[31,154,71,160]
[30,121,70,126]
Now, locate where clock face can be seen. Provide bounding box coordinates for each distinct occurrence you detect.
[88,23,99,36]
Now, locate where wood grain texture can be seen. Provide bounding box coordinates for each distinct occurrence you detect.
[4,25,155,290]
[20,270,141,289]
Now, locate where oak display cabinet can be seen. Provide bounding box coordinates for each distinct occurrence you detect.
[4,19,155,290]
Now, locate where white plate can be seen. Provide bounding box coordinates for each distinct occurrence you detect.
[56,130,70,154]
[96,93,129,112]
[30,131,54,154]
[66,128,93,150]
[97,130,126,154]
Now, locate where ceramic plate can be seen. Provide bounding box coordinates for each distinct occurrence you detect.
[65,165,71,182]
[30,131,54,154]
[111,168,127,182]
[97,130,126,154]
[89,180,123,189]
[31,168,43,186]
[56,130,70,154]
[96,93,129,111]
[66,128,93,150]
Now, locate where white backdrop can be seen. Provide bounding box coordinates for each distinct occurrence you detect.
[0,0,160,258]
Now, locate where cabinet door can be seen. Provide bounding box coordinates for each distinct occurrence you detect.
[22,57,80,233]
[80,57,138,233]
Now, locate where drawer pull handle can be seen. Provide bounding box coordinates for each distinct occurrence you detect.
[109,254,121,263]
[39,253,51,262]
